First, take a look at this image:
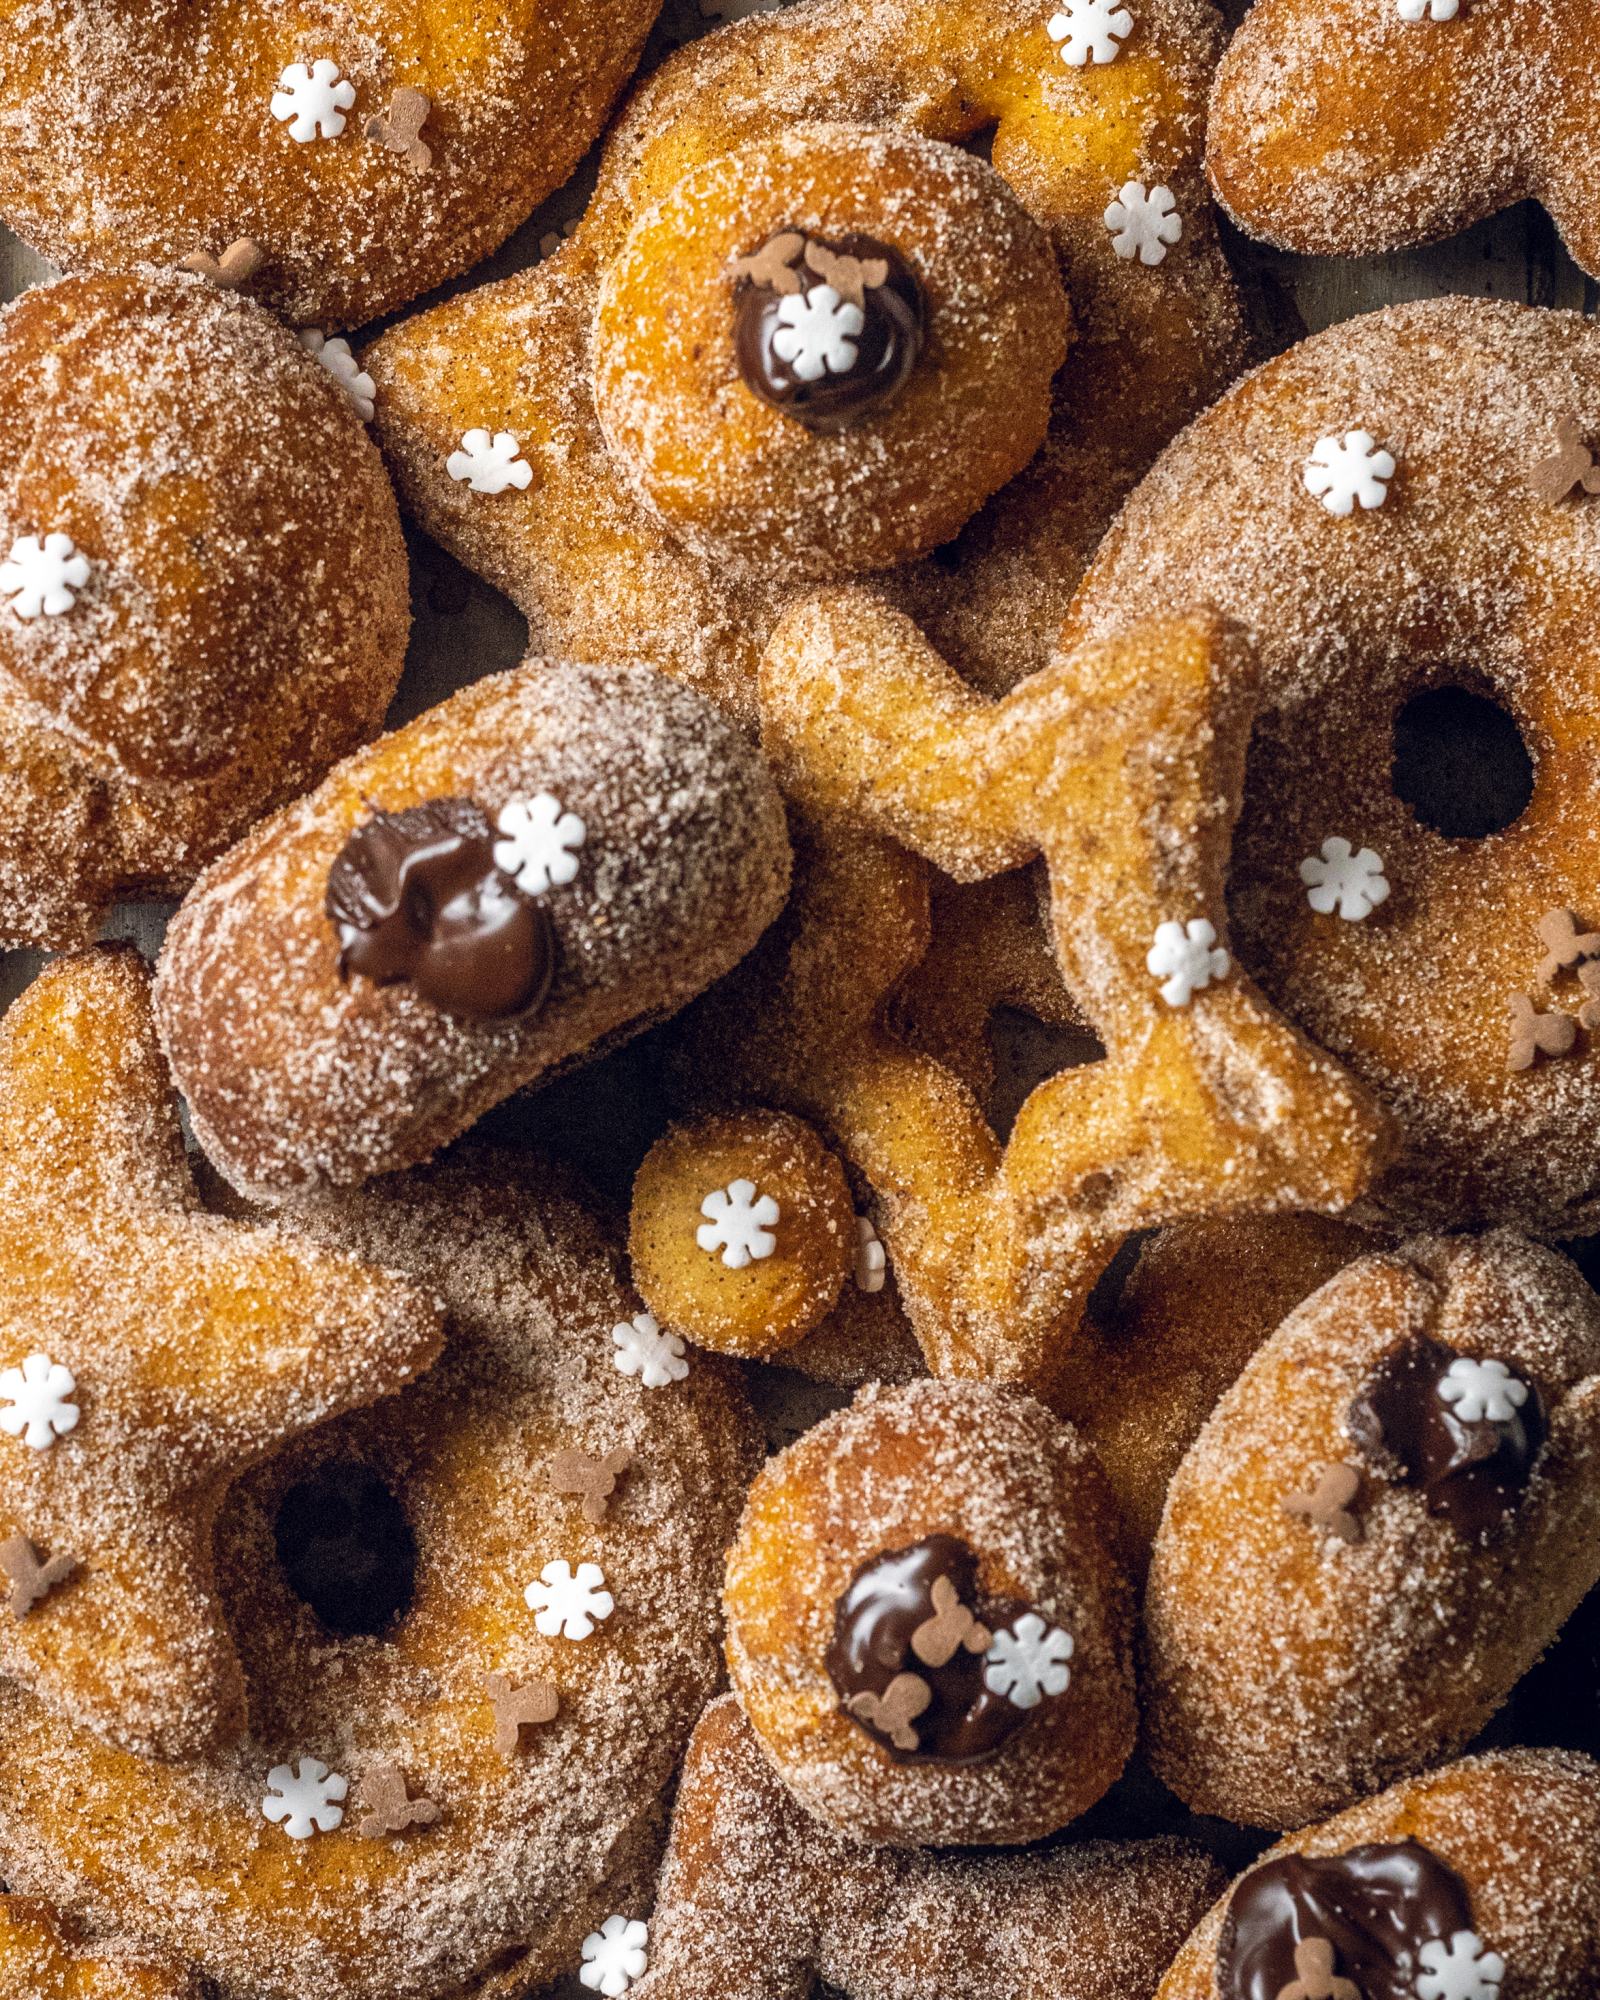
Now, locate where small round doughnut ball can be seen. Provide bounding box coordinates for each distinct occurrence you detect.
[1156,1748,1600,2000]
[593,123,1070,580]
[0,268,409,947]
[630,1108,856,1358]
[723,1379,1137,1848]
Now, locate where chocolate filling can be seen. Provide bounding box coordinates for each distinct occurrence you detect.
[733,230,925,433]
[826,1533,1033,1765]
[326,797,555,1023]
[1347,1335,1545,1540]
[1217,1840,1475,2000]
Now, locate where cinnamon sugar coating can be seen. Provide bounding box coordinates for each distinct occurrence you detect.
[1144,1233,1600,1829]
[366,0,1246,724]
[724,1379,1137,1846]
[0,1896,201,1999]
[0,268,409,948]
[631,1694,1224,2000]
[1069,297,1600,1233]
[1207,0,1600,278]
[0,1149,761,2000]
[1157,1749,1600,1998]
[0,0,663,329]
[0,947,441,1763]
[153,658,791,1199]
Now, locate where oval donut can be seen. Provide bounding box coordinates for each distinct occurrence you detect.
[152,657,792,1198]
[0,0,663,328]
[0,1150,761,2000]
[1069,297,1600,1233]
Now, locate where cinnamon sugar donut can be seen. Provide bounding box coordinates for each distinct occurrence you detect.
[0,1897,200,2000]
[593,122,1069,580]
[0,268,408,948]
[723,1379,1137,1846]
[153,657,791,1198]
[1156,1748,1600,1999]
[0,0,663,328]
[0,1149,760,2000]
[1068,297,1600,1234]
[1143,1232,1600,1829]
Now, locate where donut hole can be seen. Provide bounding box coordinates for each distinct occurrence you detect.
[988,1006,1105,1140]
[1392,685,1534,839]
[273,1463,417,1636]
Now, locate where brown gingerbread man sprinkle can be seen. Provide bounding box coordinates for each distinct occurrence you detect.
[549,1445,634,1525]
[1528,417,1600,504]
[729,233,806,294]
[909,1572,992,1668]
[356,1762,440,1838]
[0,1533,76,1619]
[1534,907,1600,985]
[1507,991,1577,1072]
[179,237,264,291]
[366,87,434,173]
[1275,1937,1361,2000]
[802,239,889,310]
[1578,961,1600,1031]
[483,1670,559,1756]
[1283,1464,1364,1546]
[845,1671,931,1753]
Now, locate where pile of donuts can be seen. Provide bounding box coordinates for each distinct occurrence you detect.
[2,1,1599,1997]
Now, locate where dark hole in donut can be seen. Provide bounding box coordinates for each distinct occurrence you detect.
[1392,686,1533,839]
[987,1006,1105,1141]
[273,1462,417,1636]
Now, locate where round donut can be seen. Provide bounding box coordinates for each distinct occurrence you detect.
[0,0,662,329]
[0,267,409,949]
[723,1379,1137,1847]
[1068,297,1600,1234]
[630,1108,857,1359]
[594,122,1069,580]
[1156,1747,1600,1999]
[0,1897,200,2000]
[0,1148,760,2000]
[1144,1231,1600,1830]
[152,657,792,1198]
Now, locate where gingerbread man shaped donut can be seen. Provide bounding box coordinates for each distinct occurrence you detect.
[367,0,1249,720]
[0,0,665,328]
[1208,0,1600,282]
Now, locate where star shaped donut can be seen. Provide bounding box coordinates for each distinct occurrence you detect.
[1208,0,1600,280]
[0,947,442,1761]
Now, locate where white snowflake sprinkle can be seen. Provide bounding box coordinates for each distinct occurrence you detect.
[298,330,375,421]
[1300,836,1391,921]
[1103,181,1182,265]
[854,1215,887,1294]
[525,1559,614,1641]
[580,1915,650,1996]
[270,60,356,143]
[261,1758,347,1839]
[1146,918,1230,1008]
[771,285,865,383]
[1304,430,1396,516]
[696,1180,780,1268]
[1416,1931,1505,2000]
[984,1613,1074,1709]
[1397,0,1459,18]
[0,1354,79,1452]
[611,1312,689,1389]
[446,429,534,495]
[1438,1357,1529,1426]
[494,792,586,895]
[1048,0,1134,64]
[0,533,91,619]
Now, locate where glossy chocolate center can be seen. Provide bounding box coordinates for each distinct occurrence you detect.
[826,1533,1031,1765]
[733,230,925,433]
[1217,1841,1475,2000]
[1346,1335,1545,1541]
[326,797,555,1023]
